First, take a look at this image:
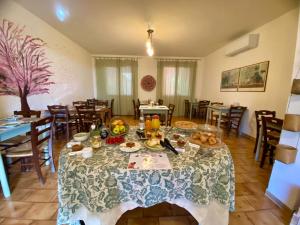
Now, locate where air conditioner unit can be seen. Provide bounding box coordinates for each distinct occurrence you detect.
[225,33,259,57]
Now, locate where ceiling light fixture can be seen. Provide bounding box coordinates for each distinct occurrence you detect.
[146,29,154,57]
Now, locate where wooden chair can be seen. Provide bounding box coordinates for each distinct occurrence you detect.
[47,105,78,140]
[87,98,96,107]
[73,101,87,107]
[210,102,223,125]
[184,100,190,118]
[132,99,139,119]
[167,104,175,126]
[110,99,114,116]
[254,110,276,154]
[222,106,247,136]
[96,100,109,107]
[3,117,55,184]
[260,117,283,168]
[197,100,210,119]
[0,110,42,148]
[76,105,100,132]
[158,99,164,105]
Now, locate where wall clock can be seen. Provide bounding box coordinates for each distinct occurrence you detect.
[141,75,156,91]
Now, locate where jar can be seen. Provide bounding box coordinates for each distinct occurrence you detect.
[145,115,152,131]
[151,115,160,130]
[91,135,101,149]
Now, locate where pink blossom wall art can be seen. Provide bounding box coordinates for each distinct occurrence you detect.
[0,19,54,116]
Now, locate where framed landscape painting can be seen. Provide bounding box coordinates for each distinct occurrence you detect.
[220,68,240,92]
[238,61,269,92]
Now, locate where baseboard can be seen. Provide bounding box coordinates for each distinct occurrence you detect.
[265,189,294,213]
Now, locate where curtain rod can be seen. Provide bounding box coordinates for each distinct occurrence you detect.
[92,54,202,60]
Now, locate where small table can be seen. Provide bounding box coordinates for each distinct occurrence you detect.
[206,105,230,129]
[139,105,169,125]
[0,118,35,198]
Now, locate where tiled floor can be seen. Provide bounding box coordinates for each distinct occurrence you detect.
[0,116,293,225]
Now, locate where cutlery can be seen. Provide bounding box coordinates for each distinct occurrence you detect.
[161,139,178,155]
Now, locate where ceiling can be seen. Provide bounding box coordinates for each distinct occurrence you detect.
[14,0,299,57]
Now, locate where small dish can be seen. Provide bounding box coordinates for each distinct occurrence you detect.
[144,139,165,151]
[120,142,142,153]
[73,132,89,142]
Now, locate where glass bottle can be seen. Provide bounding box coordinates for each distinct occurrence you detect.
[139,115,145,130]
[90,123,101,149]
[145,115,152,131]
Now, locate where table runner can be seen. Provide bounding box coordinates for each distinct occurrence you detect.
[57,127,235,224]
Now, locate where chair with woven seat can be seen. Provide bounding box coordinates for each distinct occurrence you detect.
[0,110,41,148]
[76,105,100,132]
[158,99,164,106]
[184,100,190,118]
[221,106,247,136]
[167,104,175,126]
[47,105,78,140]
[253,110,276,154]
[197,100,210,120]
[260,117,283,168]
[87,98,96,107]
[3,117,55,184]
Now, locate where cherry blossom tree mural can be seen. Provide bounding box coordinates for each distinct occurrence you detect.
[0,19,53,116]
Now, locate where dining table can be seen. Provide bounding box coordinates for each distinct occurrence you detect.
[0,117,39,198]
[57,126,235,225]
[139,105,169,125]
[206,105,230,129]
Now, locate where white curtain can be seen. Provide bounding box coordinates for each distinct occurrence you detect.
[95,58,138,115]
[157,60,197,116]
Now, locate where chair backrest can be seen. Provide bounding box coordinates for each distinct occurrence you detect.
[198,100,210,108]
[262,117,283,143]
[76,105,98,129]
[158,99,163,105]
[31,116,53,149]
[47,105,70,122]
[255,110,276,128]
[96,100,109,107]
[73,101,87,107]
[229,106,247,122]
[87,98,96,107]
[167,104,176,126]
[211,102,223,106]
[14,110,41,118]
[137,99,141,107]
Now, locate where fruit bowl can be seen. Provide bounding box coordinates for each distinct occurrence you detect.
[109,117,129,136]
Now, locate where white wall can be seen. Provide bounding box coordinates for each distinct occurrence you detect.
[200,8,299,137]
[0,0,94,117]
[267,7,300,210]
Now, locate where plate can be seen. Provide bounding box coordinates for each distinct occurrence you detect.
[174,121,198,130]
[144,140,165,151]
[120,142,142,153]
[189,137,224,149]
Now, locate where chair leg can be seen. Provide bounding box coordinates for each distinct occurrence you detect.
[260,145,268,168]
[32,155,45,184]
[253,128,260,153]
[270,147,275,165]
[48,142,55,173]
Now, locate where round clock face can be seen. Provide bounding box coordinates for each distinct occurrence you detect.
[141,75,156,91]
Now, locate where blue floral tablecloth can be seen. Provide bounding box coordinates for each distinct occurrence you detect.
[57,127,235,224]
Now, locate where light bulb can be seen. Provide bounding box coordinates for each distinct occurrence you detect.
[146,39,152,49]
[147,47,154,56]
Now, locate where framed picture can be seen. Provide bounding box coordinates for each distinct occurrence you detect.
[220,68,240,92]
[238,61,269,92]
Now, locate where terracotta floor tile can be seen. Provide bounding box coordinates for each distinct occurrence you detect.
[128,217,158,225]
[159,216,190,225]
[0,201,33,218]
[22,203,58,220]
[23,190,57,203]
[246,210,285,225]
[235,183,254,196]
[143,203,173,217]
[229,212,253,225]
[270,207,293,225]
[0,219,33,225]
